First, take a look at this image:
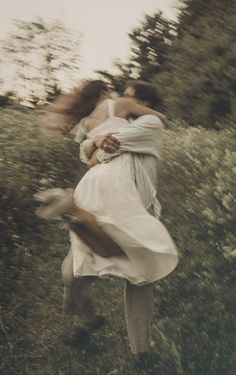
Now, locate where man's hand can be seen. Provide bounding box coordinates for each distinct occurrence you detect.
[156,112,167,123]
[94,133,120,154]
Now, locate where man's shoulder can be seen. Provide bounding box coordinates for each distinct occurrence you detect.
[133,114,164,128]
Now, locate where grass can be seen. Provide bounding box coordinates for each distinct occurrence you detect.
[0,106,235,374]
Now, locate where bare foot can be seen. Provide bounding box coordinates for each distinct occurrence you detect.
[34,188,75,220]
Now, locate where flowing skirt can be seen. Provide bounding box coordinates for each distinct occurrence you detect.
[71,154,178,285]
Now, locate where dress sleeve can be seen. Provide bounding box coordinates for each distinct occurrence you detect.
[70,118,87,144]
[74,127,86,144]
[71,120,91,164]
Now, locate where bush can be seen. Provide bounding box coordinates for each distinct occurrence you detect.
[157,120,236,374]
[0,107,87,316]
[160,120,236,257]
[0,108,86,243]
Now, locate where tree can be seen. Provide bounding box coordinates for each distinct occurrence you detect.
[98,12,176,92]
[177,0,235,36]
[156,0,236,126]
[97,59,134,94]
[128,12,176,80]
[0,18,81,102]
[98,1,236,127]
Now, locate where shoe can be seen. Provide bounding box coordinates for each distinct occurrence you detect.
[133,352,149,369]
[34,188,74,220]
[63,327,90,347]
[86,315,106,332]
[62,316,106,348]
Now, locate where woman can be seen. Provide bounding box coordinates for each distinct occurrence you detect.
[38,80,178,352]
[39,80,166,259]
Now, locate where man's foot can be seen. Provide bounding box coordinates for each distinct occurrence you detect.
[63,327,90,347]
[86,315,106,332]
[133,352,149,369]
[62,315,106,348]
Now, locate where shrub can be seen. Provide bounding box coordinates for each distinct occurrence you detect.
[157,120,236,374]
[160,120,236,257]
[0,108,87,242]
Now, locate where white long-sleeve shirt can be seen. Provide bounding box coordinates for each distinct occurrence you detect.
[79,114,164,217]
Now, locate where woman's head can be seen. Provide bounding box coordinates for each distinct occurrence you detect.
[44,80,110,135]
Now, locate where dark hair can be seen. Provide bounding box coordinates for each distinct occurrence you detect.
[125,80,161,109]
[45,80,109,135]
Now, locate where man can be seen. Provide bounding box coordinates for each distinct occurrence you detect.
[61,81,177,362]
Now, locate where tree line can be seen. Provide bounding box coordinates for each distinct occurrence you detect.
[0,18,81,104]
[0,0,236,127]
[99,0,236,127]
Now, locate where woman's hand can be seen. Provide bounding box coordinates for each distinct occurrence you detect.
[87,150,101,168]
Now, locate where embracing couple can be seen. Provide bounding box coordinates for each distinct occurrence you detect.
[37,79,178,364]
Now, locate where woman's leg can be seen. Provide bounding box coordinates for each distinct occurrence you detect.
[61,248,76,315]
[68,206,125,258]
[35,188,124,258]
[61,250,99,322]
[62,274,106,347]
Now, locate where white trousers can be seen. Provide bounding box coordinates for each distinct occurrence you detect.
[124,280,154,354]
[61,248,154,354]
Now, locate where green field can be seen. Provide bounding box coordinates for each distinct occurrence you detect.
[0,107,235,374]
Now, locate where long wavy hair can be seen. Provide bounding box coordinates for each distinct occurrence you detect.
[43,80,109,135]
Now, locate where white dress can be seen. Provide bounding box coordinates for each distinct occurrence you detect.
[71,101,178,286]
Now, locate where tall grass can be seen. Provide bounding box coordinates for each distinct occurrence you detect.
[0,108,235,374]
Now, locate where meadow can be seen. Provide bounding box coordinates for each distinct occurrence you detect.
[0,106,235,374]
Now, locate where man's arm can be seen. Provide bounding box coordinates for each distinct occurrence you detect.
[79,134,120,165]
[96,115,164,163]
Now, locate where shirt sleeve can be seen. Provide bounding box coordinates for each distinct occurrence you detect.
[99,115,164,162]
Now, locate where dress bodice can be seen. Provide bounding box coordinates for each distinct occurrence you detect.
[86,117,128,139]
[73,99,128,143]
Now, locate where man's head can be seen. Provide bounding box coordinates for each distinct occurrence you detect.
[123,80,161,109]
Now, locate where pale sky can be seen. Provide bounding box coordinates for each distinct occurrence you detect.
[0,0,180,79]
